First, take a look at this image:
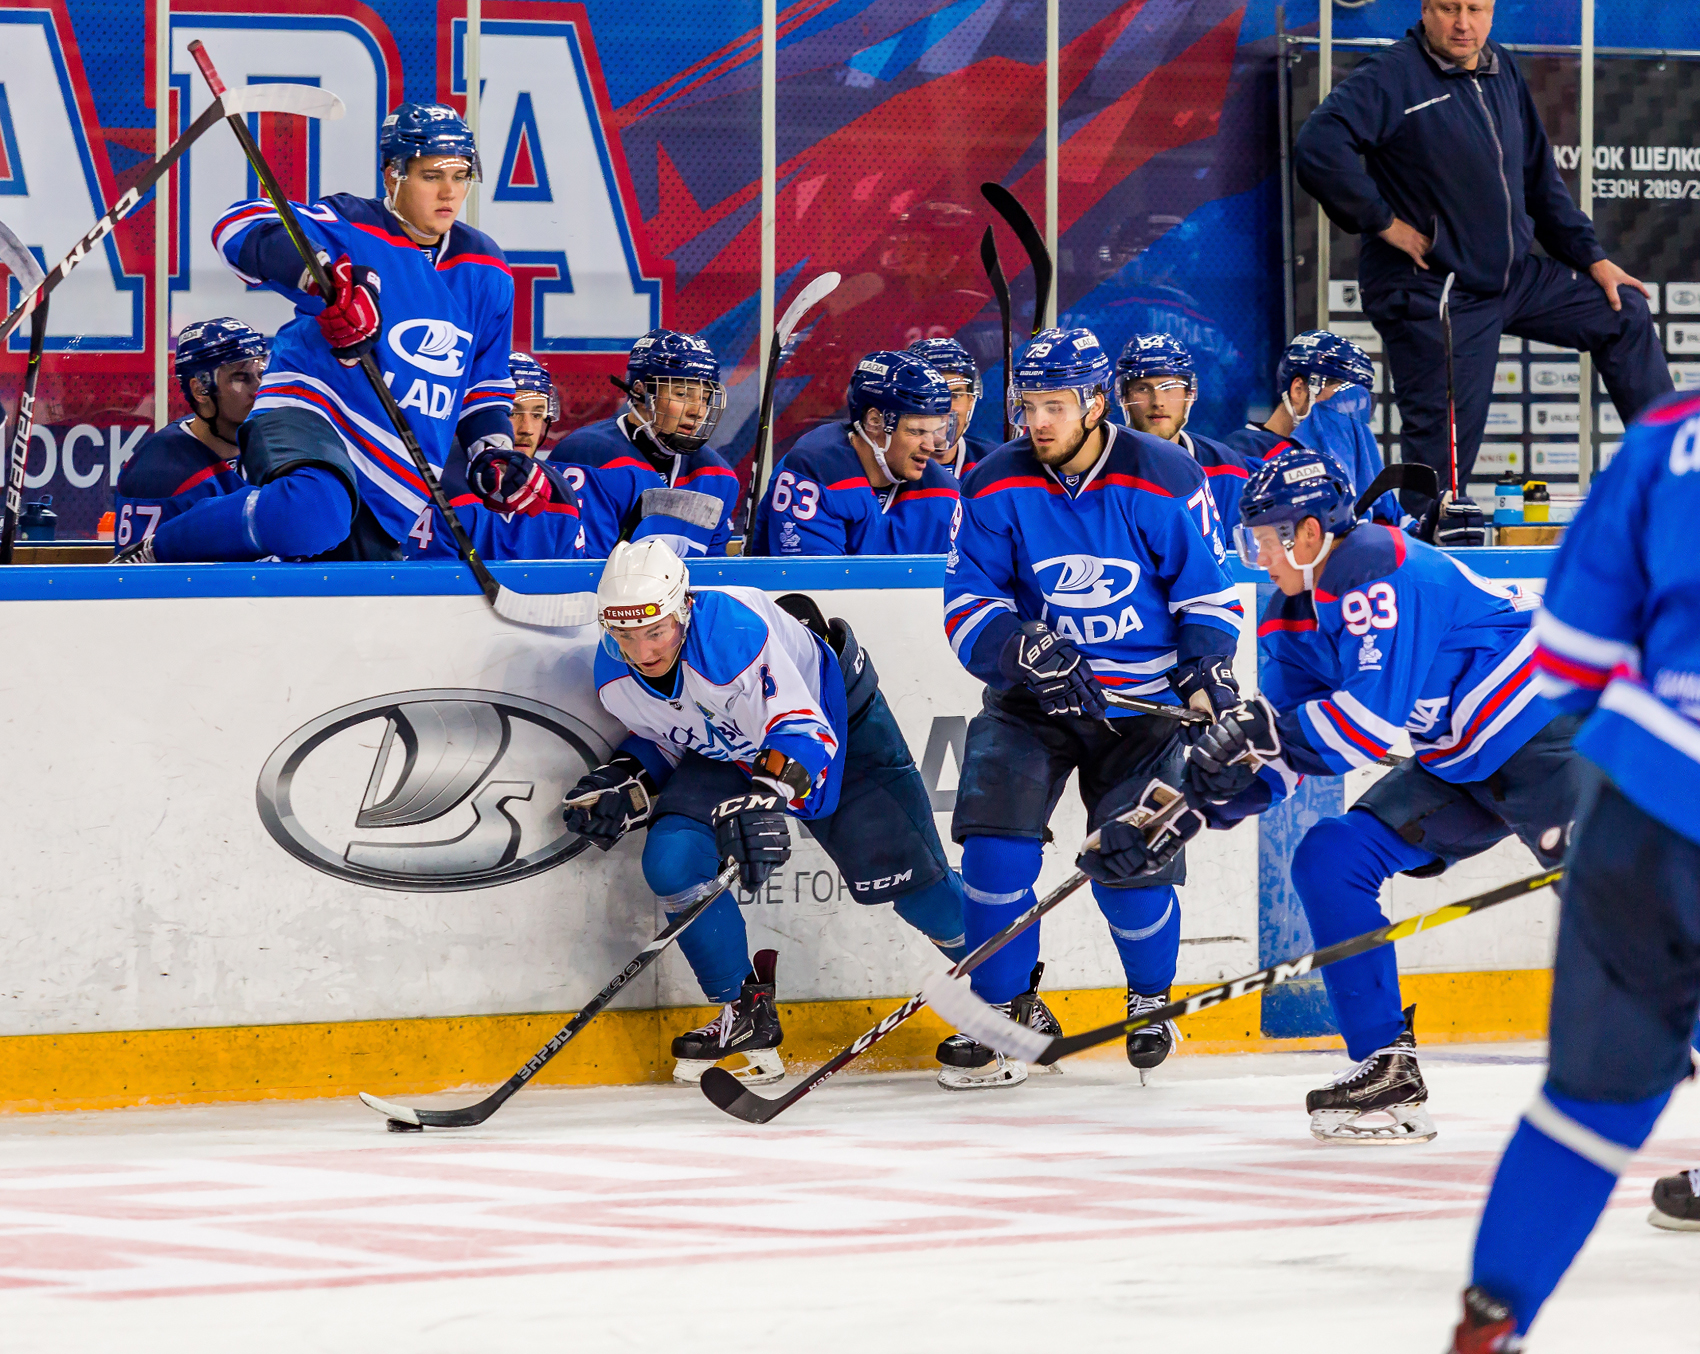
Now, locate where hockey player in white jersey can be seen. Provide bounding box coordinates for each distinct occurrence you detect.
[565,540,966,1084]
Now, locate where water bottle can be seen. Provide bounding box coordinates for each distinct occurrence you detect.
[1523,480,1549,523]
[18,495,56,542]
[1493,474,1523,526]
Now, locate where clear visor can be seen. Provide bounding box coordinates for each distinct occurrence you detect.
[191,356,266,401]
[1118,376,1194,408]
[598,605,689,662]
[636,376,727,450]
[862,409,960,453]
[513,388,559,423]
[391,155,480,184]
[1010,385,1098,430]
[1234,521,1299,570]
[942,371,984,400]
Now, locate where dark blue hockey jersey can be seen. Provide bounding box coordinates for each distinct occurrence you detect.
[429,447,585,561]
[1258,522,1551,783]
[549,416,739,558]
[1225,401,1409,528]
[749,421,961,556]
[112,420,245,550]
[214,193,515,554]
[938,433,998,482]
[1533,391,1700,846]
[945,423,1241,707]
[1175,428,1252,542]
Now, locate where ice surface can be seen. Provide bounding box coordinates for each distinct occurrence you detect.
[1,1045,1695,1352]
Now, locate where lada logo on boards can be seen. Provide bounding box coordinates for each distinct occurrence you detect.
[388,318,475,377]
[1033,554,1141,609]
[256,689,609,892]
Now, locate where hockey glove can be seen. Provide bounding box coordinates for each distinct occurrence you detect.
[1077,779,1202,885]
[563,754,658,851]
[469,442,554,517]
[305,254,382,366]
[711,786,791,892]
[998,620,1108,719]
[1419,492,1486,548]
[1167,655,1242,721]
[1185,695,1283,803]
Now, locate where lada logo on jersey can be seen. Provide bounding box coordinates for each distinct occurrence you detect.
[1033,554,1142,609]
[256,690,610,892]
[388,318,475,378]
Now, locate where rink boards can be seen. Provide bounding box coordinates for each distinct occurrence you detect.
[0,552,1561,1110]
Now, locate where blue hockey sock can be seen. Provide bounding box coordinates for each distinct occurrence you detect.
[892,873,967,962]
[1291,810,1436,1060]
[960,835,1042,1003]
[643,814,750,1004]
[1092,883,1179,994]
[1472,1084,1669,1333]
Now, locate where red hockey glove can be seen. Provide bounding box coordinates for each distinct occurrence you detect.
[469,442,552,517]
[306,254,382,366]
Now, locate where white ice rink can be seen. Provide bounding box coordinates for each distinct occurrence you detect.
[2,1045,1695,1353]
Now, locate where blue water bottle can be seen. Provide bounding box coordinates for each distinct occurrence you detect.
[1492,475,1523,527]
[19,495,56,542]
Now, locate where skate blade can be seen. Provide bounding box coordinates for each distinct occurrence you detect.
[673,1049,784,1087]
[1309,1103,1437,1145]
[1647,1208,1700,1232]
[936,1058,1029,1091]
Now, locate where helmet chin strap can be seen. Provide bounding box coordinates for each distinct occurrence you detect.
[1284,531,1337,594]
[853,420,897,485]
[384,157,474,245]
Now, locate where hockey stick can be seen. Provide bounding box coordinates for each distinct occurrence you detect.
[1353,462,1439,520]
[1440,271,1458,500]
[0,216,48,563]
[701,866,1092,1124]
[359,860,738,1130]
[980,227,1014,442]
[188,42,594,629]
[0,83,346,346]
[741,271,841,540]
[924,866,1563,1067]
[1104,690,1209,724]
[980,183,1052,340]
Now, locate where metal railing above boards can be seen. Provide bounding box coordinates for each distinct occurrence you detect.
[1276,10,1700,500]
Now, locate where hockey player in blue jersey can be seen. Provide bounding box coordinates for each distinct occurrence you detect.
[1183,446,1584,1144]
[1115,332,1251,532]
[1223,331,1410,530]
[144,103,517,564]
[750,350,961,556]
[506,350,558,459]
[906,337,998,479]
[551,330,739,559]
[112,318,266,555]
[1444,392,1700,1351]
[563,539,966,1083]
[940,326,1244,1090]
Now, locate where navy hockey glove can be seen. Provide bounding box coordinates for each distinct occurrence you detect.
[1185,695,1282,803]
[305,253,382,366]
[999,620,1108,719]
[1167,655,1242,721]
[712,786,791,892]
[469,442,554,517]
[1077,779,1202,885]
[563,754,657,851]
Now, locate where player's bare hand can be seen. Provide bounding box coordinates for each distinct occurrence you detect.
[1588,258,1651,313]
[1378,217,1432,270]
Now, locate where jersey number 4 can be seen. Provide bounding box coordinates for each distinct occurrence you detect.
[1342,582,1398,635]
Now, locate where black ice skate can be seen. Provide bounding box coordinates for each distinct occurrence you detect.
[671,949,784,1086]
[1305,1005,1436,1144]
[1446,1285,1523,1353]
[1649,1167,1700,1231]
[936,963,1061,1091]
[1125,988,1182,1085]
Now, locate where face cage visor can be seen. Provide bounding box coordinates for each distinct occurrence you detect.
[632,376,727,453]
[598,595,693,662]
[1009,383,1105,431]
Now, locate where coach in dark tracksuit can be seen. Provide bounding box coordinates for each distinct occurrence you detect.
[1294,2,1670,500]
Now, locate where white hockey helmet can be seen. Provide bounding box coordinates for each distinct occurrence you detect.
[597,539,692,652]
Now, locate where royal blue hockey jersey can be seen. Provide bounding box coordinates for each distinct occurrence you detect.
[1175,428,1252,540]
[549,416,739,558]
[749,422,960,556]
[1225,405,1409,528]
[594,587,849,819]
[1533,391,1700,846]
[214,193,515,553]
[945,423,1241,708]
[426,447,585,561]
[938,433,998,482]
[112,420,245,550]
[1257,522,1551,782]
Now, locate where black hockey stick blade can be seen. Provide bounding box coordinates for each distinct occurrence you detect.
[924,867,1564,1067]
[0,299,48,563]
[743,271,841,538]
[980,182,1052,339]
[980,227,1014,442]
[1353,463,1439,519]
[1103,690,1210,724]
[701,866,1092,1123]
[359,858,737,1130]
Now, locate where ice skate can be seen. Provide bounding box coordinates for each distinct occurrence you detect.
[1446,1285,1522,1353]
[1649,1167,1700,1231]
[1125,988,1182,1085]
[936,963,1060,1090]
[671,949,784,1086]
[1306,1005,1436,1144]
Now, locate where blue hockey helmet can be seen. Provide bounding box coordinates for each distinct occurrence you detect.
[625,330,725,453]
[1116,332,1196,384]
[846,350,958,480]
[509,350,559,424]
[380,103,481,179]
[1236,446,1357,585]
[1010,327,1112,427]
[1275,330,1374,399]
[174,317,267,407]
[906,337,983,397]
